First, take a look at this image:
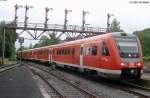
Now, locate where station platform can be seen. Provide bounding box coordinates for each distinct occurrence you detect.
[0,65,44,98]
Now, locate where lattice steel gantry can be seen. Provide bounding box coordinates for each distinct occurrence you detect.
[1,4,109,65]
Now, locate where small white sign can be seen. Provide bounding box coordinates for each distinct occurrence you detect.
[19,37,24,43]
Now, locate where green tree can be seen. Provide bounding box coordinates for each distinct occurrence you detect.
[134,28,150,57]
[0,21,16,59]
[0,22,5,57]
[17,46,28,51]
[110,18,123,32]
[33,33,60,48]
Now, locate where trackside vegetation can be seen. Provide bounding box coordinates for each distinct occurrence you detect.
[134,28,150,61]
[0,21,17,64]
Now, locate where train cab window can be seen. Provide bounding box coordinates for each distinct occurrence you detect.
[72,48,75,55]
[102,42,110,56]
[92,46,97,55]
[86,47,90,55]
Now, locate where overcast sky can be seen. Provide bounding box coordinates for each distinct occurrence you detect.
[0,0,150,48]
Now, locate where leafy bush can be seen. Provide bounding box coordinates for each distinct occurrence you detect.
[134,28,150,57]
[143,56,150,62]
[0,58,11,65]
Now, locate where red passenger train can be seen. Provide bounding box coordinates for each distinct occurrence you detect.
[17,32,144,79]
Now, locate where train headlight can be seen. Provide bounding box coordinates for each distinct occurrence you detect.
[137,62,141,66]
[121,62,128,66]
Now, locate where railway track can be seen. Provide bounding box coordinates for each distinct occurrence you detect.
[26,62,98,98]
[144,68,150,73]
[28,67,65,98]
[94,76,150,98]
[0,62,19,73]
[119,81,150,98]
[25,62,150,98]
[52,67,150,98]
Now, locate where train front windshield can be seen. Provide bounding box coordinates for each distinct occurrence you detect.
[115,37,140,58]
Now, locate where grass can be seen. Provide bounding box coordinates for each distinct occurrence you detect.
[0,58,15,65]
[143,56,150,62]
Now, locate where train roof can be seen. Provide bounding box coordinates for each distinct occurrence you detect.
[112,32,136,37]
[18,32,136,52]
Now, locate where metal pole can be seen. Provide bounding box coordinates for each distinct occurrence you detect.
[2,27,5,65]
[24,5,28,28]
[14,4,23,25]
[107,13,113,32]
[44,7,53,28]
[82,11,89,31]
[20,43,22,64]
[64,9,72,30]
[64,9,68,30]
[24,5,33,28]
[19,37,24,65]
[44,7,49,28]
[14,4,18,24]
[107,13,110,32]
[82,11,85,31]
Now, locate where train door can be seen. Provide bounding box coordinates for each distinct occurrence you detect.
[100,41,110,68]
[80,44,84,66]
[49,49,53,64]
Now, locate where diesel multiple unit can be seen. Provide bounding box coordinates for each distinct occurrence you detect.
[17,32,144,79]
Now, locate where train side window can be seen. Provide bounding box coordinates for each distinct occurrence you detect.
[65,49,67,55]
[60,49,62,55]
[92,46,97,55]
[59,50,61,55]
[46,50,48,55]
[68,48,70,55]
[102,42,110,56]
[44,50,46,55]
[53,50,55,55]
[40,50,42,55]
[62,49,64,55]
[57,50,59,55]
[86,47,90,55]
[72,48,75,55]
[80,47,83,55]
[60,50,62,55]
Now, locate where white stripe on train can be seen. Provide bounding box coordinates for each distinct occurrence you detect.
[53,61,121,75]
[25,58,121,75]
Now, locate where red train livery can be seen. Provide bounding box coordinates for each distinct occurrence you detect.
[17,32,144,79]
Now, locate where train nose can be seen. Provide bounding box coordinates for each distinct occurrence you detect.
[120,62,141,68]
[130,69,138,75]
[121,68,141,78]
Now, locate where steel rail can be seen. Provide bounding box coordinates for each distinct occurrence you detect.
[0,62,18,69]
[120,87,150,98]
[0,63,20,73]
[28,67,65,98]
[26,62,150,98]
[27,63,98,98]
[121,81,150,91]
